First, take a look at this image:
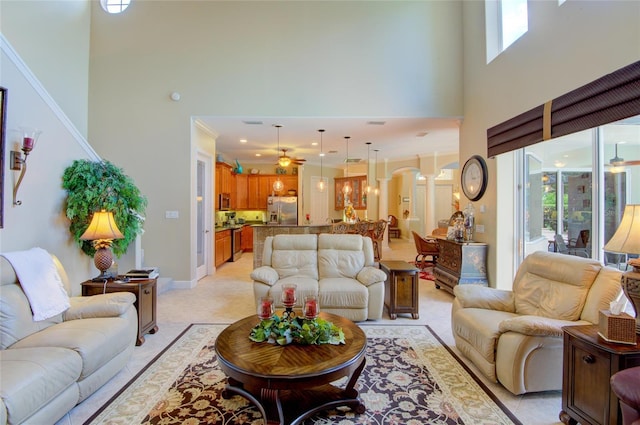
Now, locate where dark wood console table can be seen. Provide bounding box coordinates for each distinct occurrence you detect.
[433,238,488,295]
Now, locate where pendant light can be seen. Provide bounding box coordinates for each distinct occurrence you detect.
[273,125,284,192]
[365,142,372,194]
[342,136,352,195]
[373,149,380,196]
[317,129,326,192]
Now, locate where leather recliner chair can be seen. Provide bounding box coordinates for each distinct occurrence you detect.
[451,251,622,395]
[611,366,640,425]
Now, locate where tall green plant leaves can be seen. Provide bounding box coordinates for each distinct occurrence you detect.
[62,160,147,257]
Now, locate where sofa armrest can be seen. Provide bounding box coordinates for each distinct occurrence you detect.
[250,266,279,286]
[357,266,387,287]
[499,315,591,337]
[63,292,136,320]
[453,285,515,312]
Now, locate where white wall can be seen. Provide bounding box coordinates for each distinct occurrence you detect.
[1,0,91,137]
[87,1,464,282]
[461,0,640,288]
[0,36,97,294]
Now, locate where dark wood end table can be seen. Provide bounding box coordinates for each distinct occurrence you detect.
[560,325,640,425]
[379,260,420,319]
[81,278,158,346]
[215,312,367,425]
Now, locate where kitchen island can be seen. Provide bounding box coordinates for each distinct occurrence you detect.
[252,224,332,268]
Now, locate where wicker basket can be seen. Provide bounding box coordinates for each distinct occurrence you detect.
[598,310,636,345]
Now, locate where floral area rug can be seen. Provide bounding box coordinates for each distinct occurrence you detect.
[85,324,520,425]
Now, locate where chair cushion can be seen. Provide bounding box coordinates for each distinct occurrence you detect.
[270,235,319,280]
[513,252,602,321]
[319,278,368,309]
[267,278,318,308]
[452,308,518,363]
[0,347,81,425]
[10,315,135,379]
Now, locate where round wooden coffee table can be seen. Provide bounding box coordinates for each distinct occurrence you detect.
[215,312,367,425]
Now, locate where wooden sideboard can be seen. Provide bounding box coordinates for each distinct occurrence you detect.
[433,238,488,295]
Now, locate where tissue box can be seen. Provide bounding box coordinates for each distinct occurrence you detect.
[598,310,636,345]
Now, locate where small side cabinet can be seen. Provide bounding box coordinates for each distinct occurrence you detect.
[82,278,158,346]
[560,325,640,425]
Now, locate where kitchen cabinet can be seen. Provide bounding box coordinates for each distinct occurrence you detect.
[241,225,254,252]
[334,176,367,210]
[560,325,640,425]
[215,162,233,211]
[433,238,488,295]
[230,173,237,210]
[245,175,298,210]
[235,174,248,210]
[215,229,232,267]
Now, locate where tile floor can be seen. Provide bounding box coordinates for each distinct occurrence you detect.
[56,238,563,425]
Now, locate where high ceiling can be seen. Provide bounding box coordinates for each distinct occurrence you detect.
[197,116,462,168]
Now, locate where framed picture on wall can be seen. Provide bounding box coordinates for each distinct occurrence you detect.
[0,87,6,229]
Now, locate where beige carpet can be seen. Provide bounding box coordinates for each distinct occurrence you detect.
[85,324,521,425]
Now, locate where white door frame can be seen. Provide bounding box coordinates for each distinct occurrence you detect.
[196,151,213,280]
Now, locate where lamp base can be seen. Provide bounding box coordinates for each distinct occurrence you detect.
[621,269,640,334]
[92,247,115,282]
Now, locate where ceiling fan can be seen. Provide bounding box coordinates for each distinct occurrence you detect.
[608,143,640,169]
[276,148,306,167]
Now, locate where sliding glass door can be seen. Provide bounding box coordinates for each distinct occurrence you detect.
[518,116,639,266]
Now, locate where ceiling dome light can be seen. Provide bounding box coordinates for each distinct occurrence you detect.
[278,155,291,167]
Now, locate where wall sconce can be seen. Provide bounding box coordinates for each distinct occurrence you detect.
[10,127,41,206]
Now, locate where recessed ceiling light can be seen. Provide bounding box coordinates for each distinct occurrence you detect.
[255,153,262,157]
[311,142,318,146]
[240,139,247,143]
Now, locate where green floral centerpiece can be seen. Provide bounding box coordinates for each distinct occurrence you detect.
[249,315,345,346]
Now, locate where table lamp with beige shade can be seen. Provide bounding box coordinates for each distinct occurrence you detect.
[604,204,640,334]
[80,210,124,281]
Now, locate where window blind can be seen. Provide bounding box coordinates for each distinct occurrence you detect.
[487,60,640,158]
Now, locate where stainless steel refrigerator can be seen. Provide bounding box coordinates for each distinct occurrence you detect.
[267,196,298,225]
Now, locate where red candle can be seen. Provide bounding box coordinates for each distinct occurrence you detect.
[23,137,34,150]
[261,301,272,318]
[305,299,317,317]
[283,287,295,304]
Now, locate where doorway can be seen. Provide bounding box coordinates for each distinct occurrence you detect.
[196,152,212,280]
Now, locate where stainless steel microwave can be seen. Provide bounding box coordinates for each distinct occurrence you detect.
[219,193,230,210]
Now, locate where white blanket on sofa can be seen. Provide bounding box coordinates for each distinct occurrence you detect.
[2,247,70,321]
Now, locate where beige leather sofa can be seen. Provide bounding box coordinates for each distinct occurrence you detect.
[251,233,387,322]
[451,251,621,395]
[0,255,138,425]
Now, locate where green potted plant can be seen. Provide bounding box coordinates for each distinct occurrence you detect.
[62,159,147,258]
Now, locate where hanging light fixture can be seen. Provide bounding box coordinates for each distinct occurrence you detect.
[275,124,292,168]
[342,136,352,195]
[365,142,372,194]
[273,125,284,192]
[317,129,326,192]
[373,149,380,196]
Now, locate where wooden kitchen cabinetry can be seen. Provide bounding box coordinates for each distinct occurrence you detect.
[334,175,367,210]
[215,162,233,210]
[241,225,254,252]
[215,229,232,267]
[560,325,640,425]
[433,238,488,295]
[235,174,248,210]
[245,175,298,210]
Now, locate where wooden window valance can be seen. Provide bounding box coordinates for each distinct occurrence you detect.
[487,60,640,158]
